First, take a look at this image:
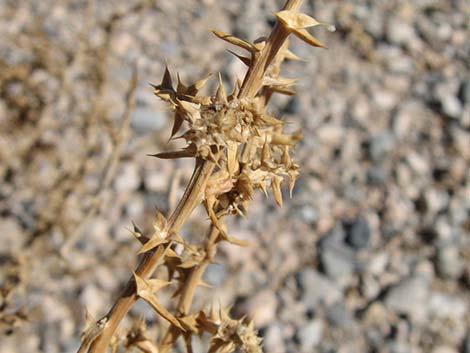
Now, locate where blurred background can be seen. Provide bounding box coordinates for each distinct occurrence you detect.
[0,0,469,352]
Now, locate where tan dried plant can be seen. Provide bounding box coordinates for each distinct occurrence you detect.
[77,1,329,352]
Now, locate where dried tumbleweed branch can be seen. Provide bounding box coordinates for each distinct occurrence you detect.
[77,1,329,352]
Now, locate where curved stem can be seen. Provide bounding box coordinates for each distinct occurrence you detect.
[79,1,305,352]
[159,1,305,350]
[85,159,215,353]
[238,0,302,99]
[158,225,219,353]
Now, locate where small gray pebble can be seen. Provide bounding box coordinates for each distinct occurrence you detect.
[204,264,228,287]
[346,217,371,250]
[320,244,355,281]
[386,18,417,46]
[369,132,395,162]
[327,304,354,328]
[464,333,470,353]
[386,341,412,353]
[296,320,323,351]
[441,94,463,119]
[428,292,468,320]
[459,80,470,104]
[385,276,430,321]
[297,269,343,308]
[436,245,463,279]
[131,107,166,133]
[367,165,389,185]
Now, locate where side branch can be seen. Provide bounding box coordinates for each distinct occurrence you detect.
[77,0,319,351]
[86,159,215,353]
[238,0,303,99]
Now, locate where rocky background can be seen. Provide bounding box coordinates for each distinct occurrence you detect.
[0,0,469,352]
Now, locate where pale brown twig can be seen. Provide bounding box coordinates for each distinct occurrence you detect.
[85,158,215,353]
[78,0,329,351]
[157,1,305,351]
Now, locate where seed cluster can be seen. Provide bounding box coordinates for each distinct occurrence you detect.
[152,65,303,226]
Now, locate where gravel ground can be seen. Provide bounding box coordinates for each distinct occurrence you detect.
[0,1,469,353]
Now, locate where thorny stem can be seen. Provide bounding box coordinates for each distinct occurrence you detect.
[177,224,220,314]
[159,0,304,350]
[158,224,219,353]
[238,0,302,99]
[87,159,215,353]
[81,0,304,352]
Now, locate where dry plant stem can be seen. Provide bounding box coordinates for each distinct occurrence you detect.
[159,0,305,350]
[238,0,302,99]
[88,159,215,353]
[83,0,305,352]
[177,225,220,313]
[158,224,220,352]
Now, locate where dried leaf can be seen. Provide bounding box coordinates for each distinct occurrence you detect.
[170,112,185,139]
[253,36,267,51]
[263,76,297,88]
[125,317,160,353]
[230,78,242,98]
[226,141,239,176]
[219,304,233,322]
[268,86,296,96]
[223,233,251,247]
[155,211,167,233]
[241,200,250,213]
[178,313,199,333]
[271,129,303,146]
[208,339,234,353]
[153,89,174,103]
[219,342,236,353]
[259,180,268,197]
[271,175,283,207]
[176,99,201,122]
[282,146,291,166]
[134,273,184,331]
[127,223,150,245]
[165,248,180,258]
[136,211,170,254]
[205,201,250,246]
[226,49,251,67]
[133,340,159,353]
[237,174,254,201]
[212,29,255,52]
[261,138,272,166]
[291,28,327,48]
[196,279,211,288]
[161,65,173,90]
[176,73,188,94]
[276,10,322,29]
[148,145,197,160]
[216,73,228,104]
[259,113,283,126]
[187,73,212,96]
[288,167,299,198]
[284,48,304,61]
